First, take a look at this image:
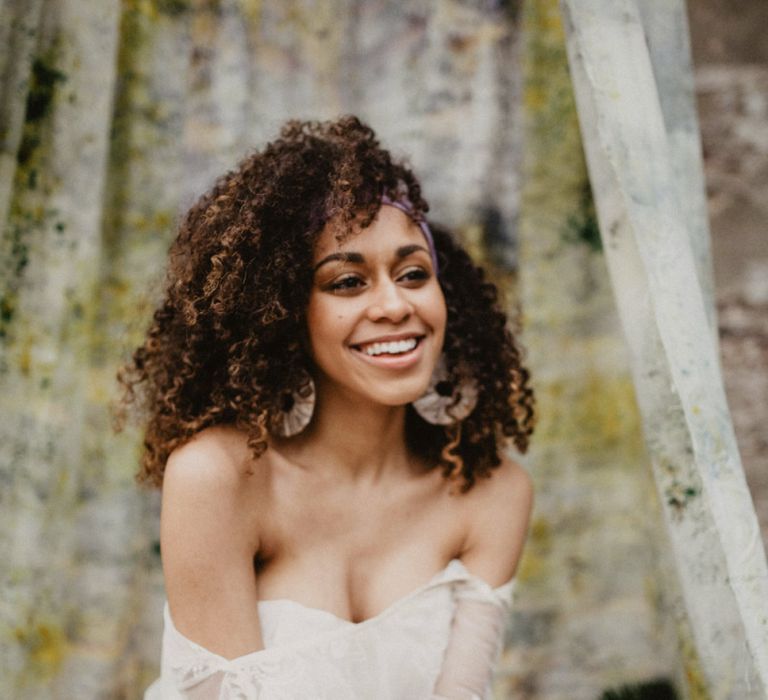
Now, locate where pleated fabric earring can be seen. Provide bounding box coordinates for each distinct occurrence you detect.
[412,356,478,426]
[274,374,316,437]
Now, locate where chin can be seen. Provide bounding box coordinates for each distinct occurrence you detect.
[366,379,431,408]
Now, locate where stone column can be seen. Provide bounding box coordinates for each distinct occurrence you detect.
[561,0,768,696]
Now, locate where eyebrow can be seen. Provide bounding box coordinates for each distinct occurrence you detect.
[313,245,430,271]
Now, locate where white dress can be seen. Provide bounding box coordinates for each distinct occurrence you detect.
[144,558,515,699]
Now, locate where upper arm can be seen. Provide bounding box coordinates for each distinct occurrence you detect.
[459,455,534,587]
[160,434,264,659]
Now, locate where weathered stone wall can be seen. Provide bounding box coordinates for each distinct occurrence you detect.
[498,3,683,698]
[689,0,768,550]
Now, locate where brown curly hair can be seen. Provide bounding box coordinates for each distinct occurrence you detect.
[115,115,535,492]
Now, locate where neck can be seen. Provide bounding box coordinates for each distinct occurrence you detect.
[275,380,416,483]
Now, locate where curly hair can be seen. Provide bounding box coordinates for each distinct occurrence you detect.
[115,115,535,492]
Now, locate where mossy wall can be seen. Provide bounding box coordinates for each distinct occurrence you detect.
[496,2,683,697]
[0,1,693,697]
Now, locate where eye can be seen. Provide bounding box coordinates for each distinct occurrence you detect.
[327,275,365,293]
[398,267,430,285]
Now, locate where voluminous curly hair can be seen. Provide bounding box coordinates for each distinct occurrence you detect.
[116,115,535,492]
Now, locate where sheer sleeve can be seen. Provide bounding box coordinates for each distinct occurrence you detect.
[430,576,516,700]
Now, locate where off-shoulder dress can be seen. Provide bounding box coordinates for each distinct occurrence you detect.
[144,558,515,699]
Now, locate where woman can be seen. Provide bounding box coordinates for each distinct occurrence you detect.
[119,115,535,699]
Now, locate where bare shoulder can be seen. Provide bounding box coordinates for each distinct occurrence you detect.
[160,425,266,658]
[163,425,261,528]
[163,424,256,487]
[458,454,534,587]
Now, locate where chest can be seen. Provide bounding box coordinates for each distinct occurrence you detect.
[252,469,467,623]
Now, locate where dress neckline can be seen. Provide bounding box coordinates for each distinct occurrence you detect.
[256,558,514,627]
[162,558,515,665]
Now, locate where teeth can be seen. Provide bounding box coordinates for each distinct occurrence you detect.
[361,338,418,356]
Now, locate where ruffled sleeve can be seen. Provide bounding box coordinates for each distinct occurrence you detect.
[144,603,274,699]
[430,574,516,700]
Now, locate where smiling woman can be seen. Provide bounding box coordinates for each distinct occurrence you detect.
[116,115,536,699]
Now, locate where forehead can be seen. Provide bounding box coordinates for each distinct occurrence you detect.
[313,206,426,260]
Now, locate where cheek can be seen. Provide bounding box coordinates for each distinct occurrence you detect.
[305,298,324,358]
[436,312,447,353]
[306,297,349,358]
[429,291,448,344]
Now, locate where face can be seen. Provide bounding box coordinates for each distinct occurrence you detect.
[306,205,447,407]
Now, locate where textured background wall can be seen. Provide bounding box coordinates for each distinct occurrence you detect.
[0,0,762,698]
[499,3,683,698]
[688,0,768,551]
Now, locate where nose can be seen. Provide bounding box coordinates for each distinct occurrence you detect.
[366,278,413,324]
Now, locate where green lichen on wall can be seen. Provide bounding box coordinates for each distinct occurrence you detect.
[520,0,596,262]
[517,515,553,582]
[121,0,193,21]
[563,179,601,252]
[518,0,609,337]
[496,0,523,22]
[153,0,192,16]
[512,0,687,692]
[678,621,712,700]
[536,370,644,459]
[100,9,141,254]
[0,47,67,344]
[104,0,182,242]
[456,220,518,307]
[522,0,581,169]
[664,477,699,516]
[96,0,180,356]
[16,55,68,167]
[237,0,263,32]
[13,617,68,682]
[0,201,66,351]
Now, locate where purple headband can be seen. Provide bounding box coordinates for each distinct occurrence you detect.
[380,194,439,274]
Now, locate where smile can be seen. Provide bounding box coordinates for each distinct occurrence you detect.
[350,335,425,368]
[359,338,419,356]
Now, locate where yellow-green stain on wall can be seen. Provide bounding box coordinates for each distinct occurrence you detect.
[13,620,68,680]
[535,370,644,459]
[518,515,553,583]
[678,620,712,700]
[122,0,192,22]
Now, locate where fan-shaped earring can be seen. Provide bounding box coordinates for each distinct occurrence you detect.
[275,375,315,437]
[412,356,478,426]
